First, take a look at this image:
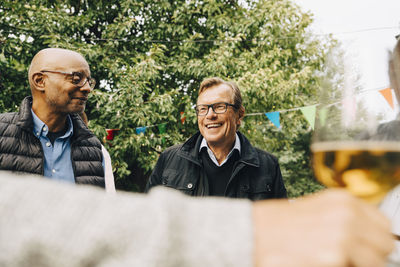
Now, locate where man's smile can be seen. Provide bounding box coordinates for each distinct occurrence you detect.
[206,123,222,129]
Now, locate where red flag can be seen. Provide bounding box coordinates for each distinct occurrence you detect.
[106,129,120,140]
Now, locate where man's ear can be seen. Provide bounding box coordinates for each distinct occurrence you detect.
[237,106,245,127]
[31,72,45,92]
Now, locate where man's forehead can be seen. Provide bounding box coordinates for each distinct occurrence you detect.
[47,54,88,68]
[38,48,82,59]
[34,49,89,71]
[198,84,233,99]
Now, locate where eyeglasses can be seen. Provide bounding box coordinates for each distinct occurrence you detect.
[195,102,238,116]
[41,70,96,90]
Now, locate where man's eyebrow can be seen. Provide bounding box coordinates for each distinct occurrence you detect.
[72,70,91,76]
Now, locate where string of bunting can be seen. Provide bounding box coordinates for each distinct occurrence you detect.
[251,87,394,130]
[106,86,394,140]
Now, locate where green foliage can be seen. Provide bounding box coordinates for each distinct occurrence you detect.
[1,0,332,196]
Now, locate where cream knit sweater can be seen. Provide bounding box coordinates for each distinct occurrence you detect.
[0,172,252,267]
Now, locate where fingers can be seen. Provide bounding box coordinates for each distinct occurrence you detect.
[349,241,391,267]
[347,197,394,266]
[311,189,394,265]
[313,189,394,266]
[253,189,395,267]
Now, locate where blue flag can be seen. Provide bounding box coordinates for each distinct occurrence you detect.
[136,126,147,134]
[265,112,281,129]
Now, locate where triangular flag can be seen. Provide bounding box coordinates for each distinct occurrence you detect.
[318,107,328,127]
[265,112,280,129]
[136,126,147,134]
[158,123,167,134]
[379,88,394,109]
[105,129,119,141]
[300,105,316,130]
[180,111,186,124]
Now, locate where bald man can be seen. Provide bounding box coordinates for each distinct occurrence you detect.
[0,48,105,187]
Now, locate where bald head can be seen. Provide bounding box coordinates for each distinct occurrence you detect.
[28,48,92,125]
[389,39,400,103]
[28,48,89,91]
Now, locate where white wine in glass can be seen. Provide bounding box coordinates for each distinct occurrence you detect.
[311,141,400,204]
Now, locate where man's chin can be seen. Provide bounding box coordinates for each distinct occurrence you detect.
[70,105,86,114]
[203,134,223,145]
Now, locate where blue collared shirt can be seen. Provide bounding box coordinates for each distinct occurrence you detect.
[31,110,75,183]
[199,133,241,167]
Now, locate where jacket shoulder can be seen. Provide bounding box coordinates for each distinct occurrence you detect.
[160,143,183,158]
[164,143,183,152]
[0,112,19,124]
[253,147,279,165]
[0,112,20,134]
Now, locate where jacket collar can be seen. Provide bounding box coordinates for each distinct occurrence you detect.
[16,96,35,131]
[177,131,203,164]
[178,131,260,167]
[70,113,94,143]
[236,131,260,167]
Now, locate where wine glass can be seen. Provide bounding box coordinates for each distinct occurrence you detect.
[310,64,400,247]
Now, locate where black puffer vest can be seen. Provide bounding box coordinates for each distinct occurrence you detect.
[0,96,105,188]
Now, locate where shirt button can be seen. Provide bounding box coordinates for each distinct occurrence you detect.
[52,169,56,173]
[46,142,51,147]
[43,127,47,132]
[187,183,193,189]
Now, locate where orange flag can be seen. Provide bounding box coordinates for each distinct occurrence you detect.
[180,111,186,124]
[379,88,394,109]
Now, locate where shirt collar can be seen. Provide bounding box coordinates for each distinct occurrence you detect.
[31,109,74,138]
[199,133,241,153]
[199,133,241,166]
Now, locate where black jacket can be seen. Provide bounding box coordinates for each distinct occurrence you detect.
[0,96,105,187]
[146,131,287,200]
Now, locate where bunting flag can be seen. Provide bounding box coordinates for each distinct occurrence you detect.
[106,129,119,140]
[378,88,394,109]
[180,111,186,124]
[318,107,328,127]
[135,126,147,134]
[265,111,281,129]
[158,123,167,133]
[300,105,317,130]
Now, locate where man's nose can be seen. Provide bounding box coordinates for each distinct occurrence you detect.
[80,81,92,93]
[205,106,217,117]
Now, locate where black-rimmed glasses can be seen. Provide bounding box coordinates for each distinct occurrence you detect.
[41,70,96,90]
[195,102,238,116]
